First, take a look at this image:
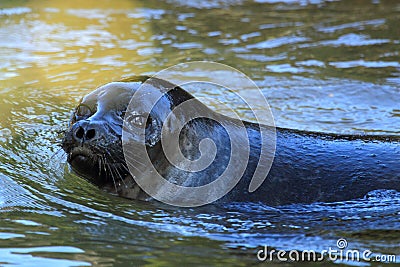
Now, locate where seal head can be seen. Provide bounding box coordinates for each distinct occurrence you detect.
[62,76,196,199]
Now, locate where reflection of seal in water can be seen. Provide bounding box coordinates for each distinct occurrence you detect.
[62,76,400,205]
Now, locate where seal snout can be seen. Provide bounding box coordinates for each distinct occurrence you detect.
[72,120,106,145]
[74,125,96,142]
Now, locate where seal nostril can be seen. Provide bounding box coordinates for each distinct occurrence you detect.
[86,129,96,140]
[75,127,84,140]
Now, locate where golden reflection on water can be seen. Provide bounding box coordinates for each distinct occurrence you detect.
[0,0,399,134]
[0,0,157,137]
[1,0,153,90]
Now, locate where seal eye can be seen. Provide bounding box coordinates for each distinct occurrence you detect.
[125,114,146,127]
[76,104,93,117]
[70,103,95,125]
[132,115,145,126]
[125,114,153,128]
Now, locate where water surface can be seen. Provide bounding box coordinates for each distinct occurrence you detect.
[0,0,399,266]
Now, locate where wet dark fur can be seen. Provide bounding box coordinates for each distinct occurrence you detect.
[62,76,400,205]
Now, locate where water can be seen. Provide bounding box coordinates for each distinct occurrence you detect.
[0,0,399,266]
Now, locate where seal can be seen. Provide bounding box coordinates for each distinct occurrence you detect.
[62,76,400,205]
